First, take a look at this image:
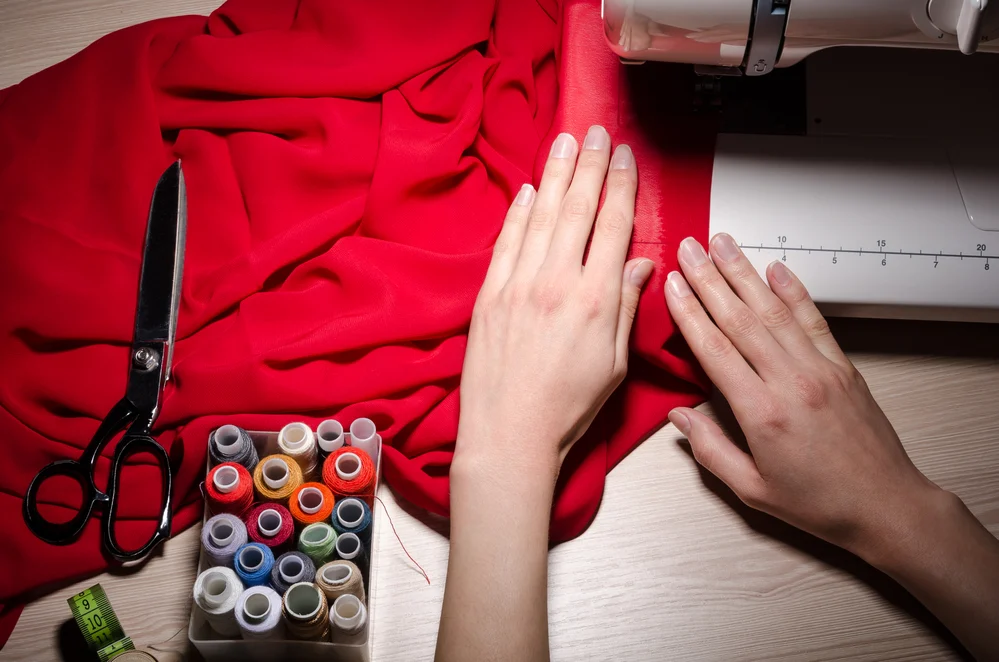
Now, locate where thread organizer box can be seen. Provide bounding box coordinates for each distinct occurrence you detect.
[188,423,382,662]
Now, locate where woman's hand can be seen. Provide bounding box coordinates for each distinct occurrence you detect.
[665,235,999,661]
[438,126,648,662]
[665,234,940,559]
[455,125,651,476]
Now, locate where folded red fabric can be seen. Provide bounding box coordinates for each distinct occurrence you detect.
[0,0,711,638]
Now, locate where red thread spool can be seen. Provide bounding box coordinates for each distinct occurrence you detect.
[206,462,254,516]
[245,502,294,552]
[289,482,335,527]
[322,447,376,506]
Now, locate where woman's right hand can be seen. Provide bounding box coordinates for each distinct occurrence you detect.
[664,234,950,562]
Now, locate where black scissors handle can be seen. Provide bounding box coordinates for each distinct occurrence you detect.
[22,399,173,561]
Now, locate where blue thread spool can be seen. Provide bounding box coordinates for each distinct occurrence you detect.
[234,542,275,587]
[330,497,371,544]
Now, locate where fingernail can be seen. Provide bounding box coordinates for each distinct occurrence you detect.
[629,259,655,287]
[713,233,741,262]
[610,144,633,169]
[514,183,535,207]
[582,125,610,151]
[771,261,792,287]
[679,237,708,267]
[550,133,577,159]
[669,409,691,436]
[667,271,692,298]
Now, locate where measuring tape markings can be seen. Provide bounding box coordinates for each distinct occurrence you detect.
[68,584,136,662]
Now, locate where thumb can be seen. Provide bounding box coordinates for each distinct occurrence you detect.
[669,407,766,509]
[615,258,655,367]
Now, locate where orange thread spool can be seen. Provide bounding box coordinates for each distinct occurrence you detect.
[289,482,335,527]
[321,447,376,506]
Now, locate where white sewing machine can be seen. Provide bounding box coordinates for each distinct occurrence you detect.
[604,0,999,321]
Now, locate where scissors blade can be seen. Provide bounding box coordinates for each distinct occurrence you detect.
[132,161,187,382]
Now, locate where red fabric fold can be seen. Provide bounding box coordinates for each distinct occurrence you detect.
[0,0,711,638]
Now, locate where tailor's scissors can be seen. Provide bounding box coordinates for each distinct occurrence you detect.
[23,161,186,562]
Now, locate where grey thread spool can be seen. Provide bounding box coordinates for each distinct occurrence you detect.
[209,425,259,472]
[201,513,248,566]
[334,532,367,575]
[270,551,316,595]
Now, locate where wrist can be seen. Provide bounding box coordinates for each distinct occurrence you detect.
[852,480,964,575]
[451,432,560,501]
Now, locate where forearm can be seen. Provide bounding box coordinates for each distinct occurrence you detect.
[858,486,999,662]
[435,441,559,662]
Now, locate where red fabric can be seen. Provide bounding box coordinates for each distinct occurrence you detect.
[0,0,711,638]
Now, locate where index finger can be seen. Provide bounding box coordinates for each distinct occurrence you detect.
[583,144,638,288]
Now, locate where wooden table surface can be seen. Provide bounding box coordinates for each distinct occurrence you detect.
[2,2,998,660]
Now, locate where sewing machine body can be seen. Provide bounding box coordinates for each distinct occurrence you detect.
[604,0,999,321]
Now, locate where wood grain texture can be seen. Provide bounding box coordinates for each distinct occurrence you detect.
[2,4,998,660]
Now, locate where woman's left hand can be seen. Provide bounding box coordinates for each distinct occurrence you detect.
[455,125,652,476]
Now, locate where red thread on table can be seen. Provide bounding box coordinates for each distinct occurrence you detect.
[321,447,376,506]
[205,462,254,516]
[372,495,431,585]
[288,482,335,527]
[244,502,294,552]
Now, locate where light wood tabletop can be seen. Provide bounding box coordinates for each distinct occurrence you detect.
[2,2,998,661]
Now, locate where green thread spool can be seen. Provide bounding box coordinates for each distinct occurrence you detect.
[298,522,337,566]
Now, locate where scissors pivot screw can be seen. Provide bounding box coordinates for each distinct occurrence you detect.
[133,347,160,372]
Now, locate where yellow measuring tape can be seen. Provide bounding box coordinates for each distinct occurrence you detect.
[68,584,135,662]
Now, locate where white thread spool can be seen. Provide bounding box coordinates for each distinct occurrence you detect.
[202,571,233,609]
[256,509,282,538]
[279,422,318,476]
[297,487,325,515]
[261,458,290,490]
[330,594,367,644]
[214,425,244,458]
[317,420,345,453]
[212,465,240,494]
[348,418,379,464]
[243,592,272,622]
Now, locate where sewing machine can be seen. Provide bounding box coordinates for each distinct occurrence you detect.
[604,0,999,321]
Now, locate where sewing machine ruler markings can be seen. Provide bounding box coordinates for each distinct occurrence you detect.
[742,241,995,270]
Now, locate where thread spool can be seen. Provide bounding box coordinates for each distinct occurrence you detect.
[316,419,345,457]
[278,422,319,479]
[322,448,376,506]
[298,522,337,567]
[209,425,259,472]
[347,418,380,464]
[234,543,275,587]
[193,567,244,637]
[334,532,368,575]
[282,582,330,641]
[234,585,286,640]
[331,497,371,544]
[330,594,368,645]
[201,513,249,567]
[315,560,365,603]
[252,454,303,503]
[270,551,316,595]
[289,482,335,527]
[245,503,294,552]
[205,462,254,516]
